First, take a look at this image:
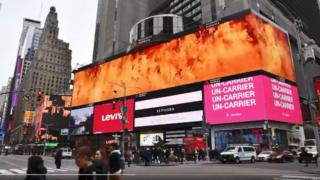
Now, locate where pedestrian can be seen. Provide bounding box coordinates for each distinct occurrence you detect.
[109,143,122,180]
[25,155,47,180]
[93,148,109,180]
[180,148,185,164]
[194,147,199,164]
[75,146,99,180]
[300,147,310,167]
[54,148,63,169]
[125,149,133,167]
[93,148,109,174]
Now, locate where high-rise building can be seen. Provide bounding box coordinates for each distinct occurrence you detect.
[10,7,72,144]
[92,0,167,62]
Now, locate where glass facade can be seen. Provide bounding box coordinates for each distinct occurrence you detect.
[129,14,184,45]
[214,128,288,151]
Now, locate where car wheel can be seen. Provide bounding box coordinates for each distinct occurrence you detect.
[235,157,240,164]
[251,157,255,163]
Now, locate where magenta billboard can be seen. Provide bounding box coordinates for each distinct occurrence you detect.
[11,57,24,107]
[204,75,302,125]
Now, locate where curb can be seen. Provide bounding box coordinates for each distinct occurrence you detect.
[300,170,320,176]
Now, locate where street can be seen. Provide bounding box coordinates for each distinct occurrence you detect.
[0,155,320,180]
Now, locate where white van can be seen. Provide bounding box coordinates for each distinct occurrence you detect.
[220,145,257,163]
[61,147,72,159]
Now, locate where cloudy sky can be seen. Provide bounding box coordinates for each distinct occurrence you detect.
[0,0,98,87]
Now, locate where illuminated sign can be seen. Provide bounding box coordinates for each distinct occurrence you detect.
[93,99,134,134]
[70,106,93,135]
[140,131,164,146]
[204,75,302,125]
[72,13,295,107]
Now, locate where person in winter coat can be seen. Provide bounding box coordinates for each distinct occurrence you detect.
[25,156,47,180]
[54,149,63,169]
[93,148,109,180]
[109,143,122,180]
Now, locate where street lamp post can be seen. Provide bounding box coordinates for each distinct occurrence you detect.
[109,81,140,158]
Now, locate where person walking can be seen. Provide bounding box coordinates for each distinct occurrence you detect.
[125,149,133,167]
[109,143,122,180]
[180,148,185,164]
[25,156,47,180]
[75,146,100,180]
[93,148,109,180]
[194,147,199,164]
[54,149,63,169]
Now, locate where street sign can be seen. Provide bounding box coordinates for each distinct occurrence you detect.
[60,129,69,136]
[45,142,58,148]
[121,106,127,113]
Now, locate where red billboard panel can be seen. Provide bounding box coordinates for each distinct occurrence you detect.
[72,12,295,107]
[93,99,134,134]
[204,75,302,125]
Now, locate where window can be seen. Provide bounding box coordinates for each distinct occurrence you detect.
[238,147,243,152]
[163,17,173,34]
[243,147,255,152]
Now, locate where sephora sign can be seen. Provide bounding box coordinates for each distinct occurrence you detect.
[204,75,302,125]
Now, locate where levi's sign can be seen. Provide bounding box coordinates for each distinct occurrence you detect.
[93,99,134,134]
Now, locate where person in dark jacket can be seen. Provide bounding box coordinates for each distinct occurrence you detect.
[109,143,122,180]
[75,146,101,180]
[25,156,47,180]
[93,148,109,180]
[54,149,63,169]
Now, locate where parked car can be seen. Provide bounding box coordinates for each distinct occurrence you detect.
[220,145,257,164]
[257,151,275,161]
[268,150,294,163]
[61,147,72,159]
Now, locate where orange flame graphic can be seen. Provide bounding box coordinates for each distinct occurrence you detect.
[72,13,295,107]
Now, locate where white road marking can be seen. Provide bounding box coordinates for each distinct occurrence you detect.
[274,175,320,180]
[0,169,14,175]
[9,169,26,174]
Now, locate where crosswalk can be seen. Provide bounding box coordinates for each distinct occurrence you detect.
[0,167,78,175]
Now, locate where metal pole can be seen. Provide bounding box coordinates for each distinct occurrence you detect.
[43,124,48,156]
[121,82,127,158]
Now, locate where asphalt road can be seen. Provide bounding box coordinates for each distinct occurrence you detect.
[0,155,320,180]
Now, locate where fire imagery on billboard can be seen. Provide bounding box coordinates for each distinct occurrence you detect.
[204,75,302,125]
[72,13,295,107]
[70,106,93,135]
[36,95,71,137]
[93,99,134,134]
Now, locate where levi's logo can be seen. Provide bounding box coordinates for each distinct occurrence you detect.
[101,113,122,121]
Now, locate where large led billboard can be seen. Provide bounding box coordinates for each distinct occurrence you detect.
[70,106,93,135]
[35,95,71,136]
[204,75,302,125]
[93,99,134,134]
[72,12,295,107]
[140,131,164,146]
[135,84,203,128]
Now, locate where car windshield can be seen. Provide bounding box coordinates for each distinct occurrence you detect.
[225,147,236,151]
[261,151,272,154]
[305,140,316,146]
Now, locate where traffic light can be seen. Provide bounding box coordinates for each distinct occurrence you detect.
[36,89,44,102]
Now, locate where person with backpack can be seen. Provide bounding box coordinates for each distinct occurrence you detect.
[25,156,47,180]
[109,143,123,180]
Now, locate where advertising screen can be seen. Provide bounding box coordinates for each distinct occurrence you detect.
[23,111,35,124]
[36,95,71,136]
[204,75,302,125]
[93,99,134,134]
[314,76,320,126]
[72,12,295,107]
[12,57,23,107]
[140,132,164,146]
[135,88,203,128]
[70,106,93,135]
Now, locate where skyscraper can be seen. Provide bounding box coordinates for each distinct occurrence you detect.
[10,7,72,144]
[92,0,167,62]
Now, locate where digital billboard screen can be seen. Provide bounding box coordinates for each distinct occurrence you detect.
[70,106,93,135]
[135,84,203,128]
[93,99,134,134]
[140,131,164,146]
[204,75,302,125]
[72,12,295,107]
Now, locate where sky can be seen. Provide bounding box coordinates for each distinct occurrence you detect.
[0,0,98,88]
